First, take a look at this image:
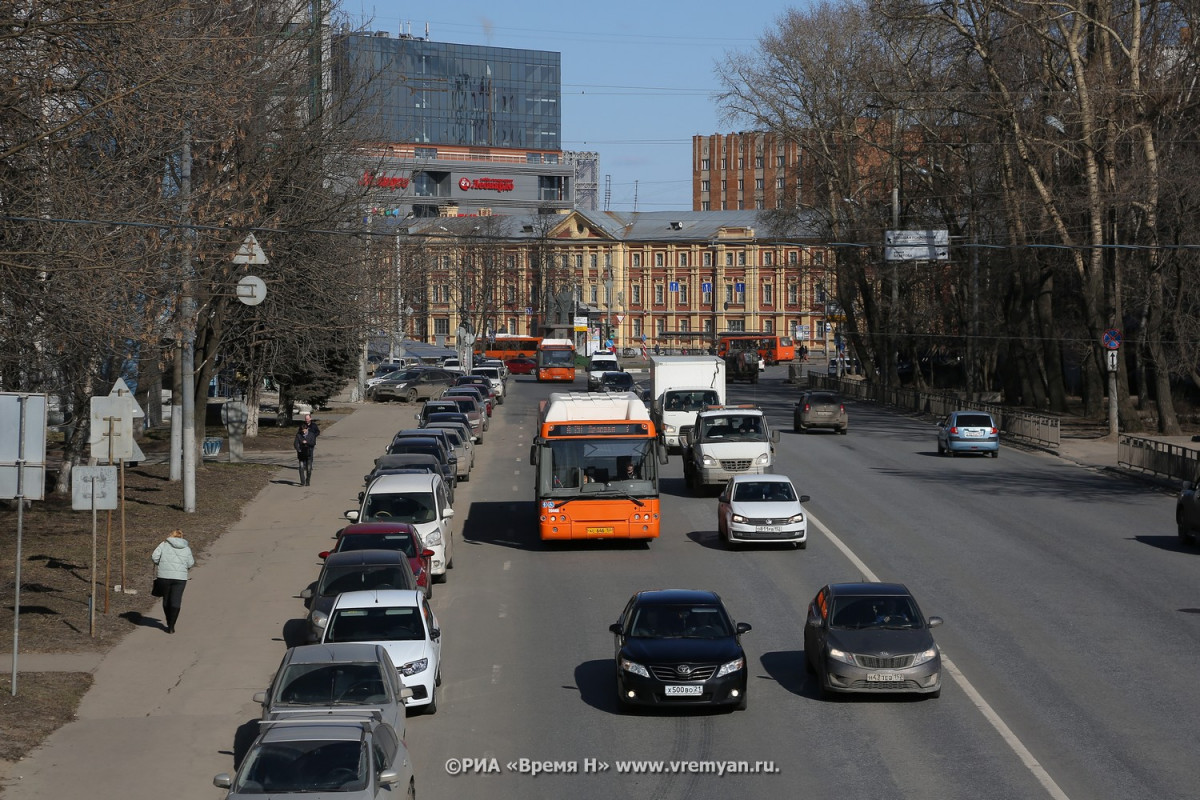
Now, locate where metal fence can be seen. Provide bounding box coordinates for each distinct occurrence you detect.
[1118,435,1200,482]
[806,372,1061,448]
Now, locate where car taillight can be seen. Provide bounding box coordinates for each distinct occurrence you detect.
[990,427,998,434]
[950,426,959,434]
[804,403,811,412]
[839,404,845,412]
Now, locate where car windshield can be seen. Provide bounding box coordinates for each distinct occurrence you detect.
[811,393,837,405]
[274,663,388,706]
[956,414,993,428]
[733,481,796,502]
[317,565,411,596]
[427,413,467,425]
[336,533,416,557]
[363,491,437,524]
[235,739,366,793]
[386,443,440,460]
[449,398,478,413]
[602,375,633,389]
[628,604,733,639]
[702,415,765,440]
[663,390,720,411]
[829,595,922,630]
[326,606,426,642]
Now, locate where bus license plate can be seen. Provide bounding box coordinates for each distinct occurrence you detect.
[867,672,903,682]
[664,685,703,696]
[586,526,614,536]
[756,526,782,533]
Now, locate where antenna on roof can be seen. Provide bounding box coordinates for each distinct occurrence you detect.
[633,180,639,213]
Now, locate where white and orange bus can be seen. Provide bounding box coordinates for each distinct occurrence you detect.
[531,392,664,541]
[715,333,795,364]
[475,334,541,361]
[536,338,577,382]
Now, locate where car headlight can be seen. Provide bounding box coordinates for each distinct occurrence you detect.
[731,513,749,524]
[828,647,856,665]
[787,512,805,524]
[701,453,718,467]
[715,656,745,677]
[399,658,428,676]
[423,529,443,546]
[664,424,677,434]
[620,657,650,678]
[754,452,770,466]
[910,646,938,667]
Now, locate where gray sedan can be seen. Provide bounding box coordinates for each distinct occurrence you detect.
[368,368,456,403]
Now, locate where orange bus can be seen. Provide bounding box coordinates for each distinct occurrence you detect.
[716,333,795,364]
[476,334,541,361]
[531,392,663,541]
[536,338,577,382]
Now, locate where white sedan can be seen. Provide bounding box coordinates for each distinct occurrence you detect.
[716,474,810,549]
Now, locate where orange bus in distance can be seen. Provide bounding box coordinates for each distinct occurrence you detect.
[476,334,541,361]
[532,392,662,541]
[536,338,577,382]
[716,333,795,364]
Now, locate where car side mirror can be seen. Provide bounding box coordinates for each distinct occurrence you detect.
[377,769,401,787]
[443,506,455,518]
[421,549,435,558]
[735,622,752,635]
[252,691,266,704]
[213,774,232,789]
[609,623,622,635]
[345,510,360,522]
[317,550,330,559]
[799,495,811,503]
[927,616,944,628]
[311,610,329,629]
[430,627,441,641]
[529,444,536,466]
[300,587,313,599]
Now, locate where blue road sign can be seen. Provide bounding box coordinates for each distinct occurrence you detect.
[1102,329,1122,350]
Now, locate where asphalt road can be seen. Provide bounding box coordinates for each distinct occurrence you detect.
[5,369,1199,800]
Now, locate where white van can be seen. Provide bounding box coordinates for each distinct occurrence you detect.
[346,472,456,582]
[587,351,621,390]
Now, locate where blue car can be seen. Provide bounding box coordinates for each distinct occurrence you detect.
[936,410,999,458]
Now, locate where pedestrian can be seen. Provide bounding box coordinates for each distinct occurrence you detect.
[294,415,319,486]
[151,528,195,634]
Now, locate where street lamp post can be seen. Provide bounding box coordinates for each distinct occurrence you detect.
[709,241,719,354]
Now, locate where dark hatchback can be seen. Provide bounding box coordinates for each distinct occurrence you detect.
[300,549,419,642]
[609,589,750,712]
[322,522,434,599]
[803,582,943,698]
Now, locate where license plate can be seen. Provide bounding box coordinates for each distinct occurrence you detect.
[756,526,782,533]
[586,526,614,536]
[664,685,703,696]
[964,430,983,438]
[866,672,903,682]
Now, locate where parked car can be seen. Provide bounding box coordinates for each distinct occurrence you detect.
[416,399,462,427]
[481,358,509,380]
[447,382,495,416]
[803,582,943,699]
[504,356,537,375]
[366,362,406,387]
[609,589,751,712]
[317,589,442,713]
[323,522,435,599]
[384,436,457,490]
[936,410,1000,457]
[368,368,456,403]
[347,472,455,582]
[391,427,469,482]
[301,550,419,642]
[587,351,621,390]
[440,394,487,441]
[471,365,505,402]
[362,452,450,505]
[716,474,811,548]
[422,411,478,443]
[423,422,475,478]
[213,715,413,798]
[597,371,647,400]
[793,391,848,434]
[252,643,411,738]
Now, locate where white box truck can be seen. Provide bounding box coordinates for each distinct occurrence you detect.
[649,355,726,452]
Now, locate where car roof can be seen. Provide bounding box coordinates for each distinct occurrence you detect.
[373,454,439,469]
[730,474,793,485]
[825,582,912,597]
[394,428,448,439]
[340,522,417,536]
[321,549,410,567]
[331,588,425,611]
[367,473,440,492]
[426,412,469,423]
[282,643,389,665]
[258,720,371,743]
[633,588,723,605]
[388,436,442,447]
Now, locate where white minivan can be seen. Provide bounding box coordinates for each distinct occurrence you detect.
[346,472,456,581]
[587,351,621,391]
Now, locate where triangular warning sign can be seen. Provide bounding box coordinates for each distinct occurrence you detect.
[232,234,269,265]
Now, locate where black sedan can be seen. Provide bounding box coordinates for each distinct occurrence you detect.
[609,589,750,712]
[596,371,647,400]
[803,582,943,699]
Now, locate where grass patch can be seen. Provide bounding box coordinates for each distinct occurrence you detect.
[0,672,93,762]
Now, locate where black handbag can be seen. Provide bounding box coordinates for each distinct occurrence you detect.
[151,577,165,597]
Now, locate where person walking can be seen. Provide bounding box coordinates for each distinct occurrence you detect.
[294,415,319,486]
[151,529,195,634]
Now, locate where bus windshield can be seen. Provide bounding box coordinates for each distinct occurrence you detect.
[539,349,575,367]
[537,439,657,494]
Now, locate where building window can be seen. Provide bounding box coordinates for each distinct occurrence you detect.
[764,319,774,333]
[588,285,597,304]
[720,158,727,169]
[738,157,744,168]
[755,178,764,190]
[508,317,517,334]
[701,158,711,170]
[631,284,641,305]
[590,253,598,269]
[727,318,745,332]
[545,153,559,164]
[762,283,774,306]
[787,282,799,304]
[724,284,733,304]
[703,251,713,267]
[678,281,689,304]
[678,253,688,268]
[526,152,543,163]
[414,146,437,158]
[737,251,746,266]
[506,285,516,303]
[703,318,713,334]
[442,255,452,270]
[655,252,664,267]
[701,201,710,211]
[755,155,764,168]
[631,253,641,268]
[789,251,799,265]
[633,318,643,338]
[434,318,450,336]
[656,318,666,335]
[763,251,773,266]
[737,179,744,191]
[701,180,710,192]
[776,177,785,190]
[776,154,785,167]
[654,284,664,304]
[725,252,733,266]
[575,254,584,271]
[815,251,824,265]
[720,180,727,192]
[755,199,764,210]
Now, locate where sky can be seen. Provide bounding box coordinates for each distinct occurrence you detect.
[353,1,793,212]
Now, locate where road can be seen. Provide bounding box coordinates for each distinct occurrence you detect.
[5,368,1198,800]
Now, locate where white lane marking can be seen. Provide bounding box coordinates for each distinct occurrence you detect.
[808,513,1072,800]
[498,603,507,619]
[503,560,511,571]
[491,664,502,684]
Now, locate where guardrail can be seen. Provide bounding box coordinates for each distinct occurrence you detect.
[805,372,1061,448]
[1118,435,1200,482]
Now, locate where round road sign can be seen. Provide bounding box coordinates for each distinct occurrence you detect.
[1102,329,1122,350]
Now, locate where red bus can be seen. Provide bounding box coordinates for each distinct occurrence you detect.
[531,392,662,541]
[715,333,795,364]
[536,338,577,382]
[476,334,541,360]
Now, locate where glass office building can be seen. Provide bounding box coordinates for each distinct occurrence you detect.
[337,32,561,150]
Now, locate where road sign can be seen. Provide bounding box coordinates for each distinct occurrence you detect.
[701,281,712,293]
[669,281,679,292]
[1102,329,1122,350]
[72,466,119,511]
[885,229,950,262]
[1107,350,1119,372]
[232,233,269,265]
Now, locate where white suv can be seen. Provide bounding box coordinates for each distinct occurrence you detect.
[473,365,505,402]
[346,472,455,581]
[587,352,621,391]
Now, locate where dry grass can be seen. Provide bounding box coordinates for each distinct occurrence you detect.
[0,410,346,766]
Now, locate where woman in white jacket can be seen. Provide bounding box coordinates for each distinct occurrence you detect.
[151,529,195,634]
